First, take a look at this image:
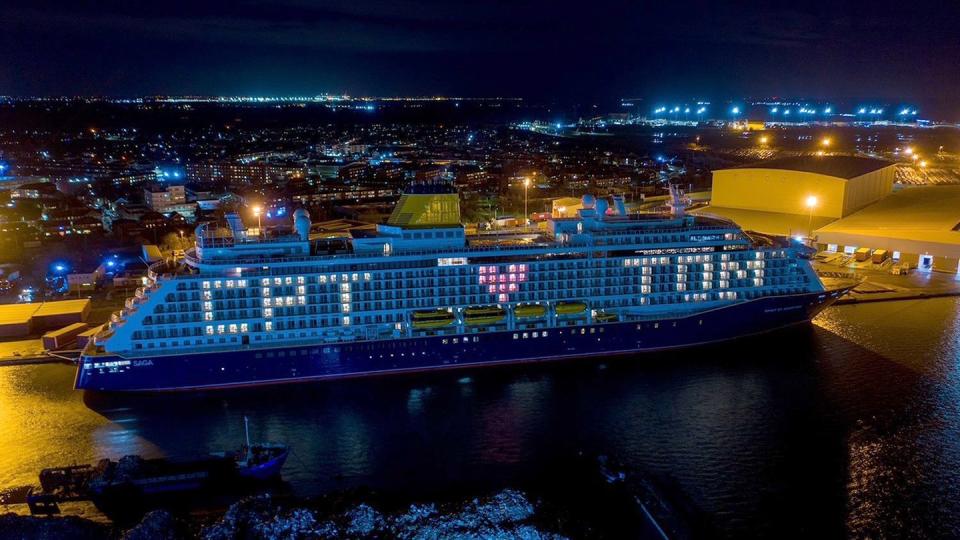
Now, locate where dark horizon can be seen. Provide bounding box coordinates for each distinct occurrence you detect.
[3,1,959,118]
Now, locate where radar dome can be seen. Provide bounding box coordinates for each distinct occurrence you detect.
[581,194,596,209]
[293,208,311,241]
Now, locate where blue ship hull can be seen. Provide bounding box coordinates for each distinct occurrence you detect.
[76,290,844,392]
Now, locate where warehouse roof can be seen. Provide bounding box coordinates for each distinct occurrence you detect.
[731,155,895,179]
[816,186,960,253]
[0,299,91,325]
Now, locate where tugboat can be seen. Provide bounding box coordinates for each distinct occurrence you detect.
[28,417,288,515]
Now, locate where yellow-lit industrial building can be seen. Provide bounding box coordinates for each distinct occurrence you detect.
[700,156,896,237]
[712,156,895,218]
[814,185,960,273]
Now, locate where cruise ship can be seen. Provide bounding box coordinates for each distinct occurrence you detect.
[76,184,848,392]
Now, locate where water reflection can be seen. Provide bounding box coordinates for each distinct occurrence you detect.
[1,300,959,536]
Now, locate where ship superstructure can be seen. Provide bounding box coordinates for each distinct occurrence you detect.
[77,185,845,391]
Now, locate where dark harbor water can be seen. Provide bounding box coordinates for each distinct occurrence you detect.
[2,298,959,538]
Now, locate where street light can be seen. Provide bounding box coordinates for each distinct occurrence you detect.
[805,195,818,240]
[759,135,769,145]
[523,177,531,226]
[821,137,831,147]
[252,206,262,234]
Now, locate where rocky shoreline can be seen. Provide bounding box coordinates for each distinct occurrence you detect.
[1,489,568,539]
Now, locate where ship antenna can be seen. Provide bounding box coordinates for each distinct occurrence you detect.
[244,416,251,448]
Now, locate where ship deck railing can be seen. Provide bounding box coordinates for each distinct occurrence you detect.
[181,226,756,269]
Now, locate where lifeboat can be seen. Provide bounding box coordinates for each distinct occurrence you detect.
[463,306,506,325]
[555,301,587,315]
[594,312,619,323]
[515,304,546,319]
[412,309,455,329]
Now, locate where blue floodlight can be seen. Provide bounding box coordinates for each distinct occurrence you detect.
[824,107,832,114]
[731,106,740,114]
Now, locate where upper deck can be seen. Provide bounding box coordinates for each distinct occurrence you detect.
[184,191,754,273]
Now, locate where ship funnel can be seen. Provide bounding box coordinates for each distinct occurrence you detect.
[293,208,311,241]
[225,213,246,240]
[595,198,609,219]
[611,195,627,216]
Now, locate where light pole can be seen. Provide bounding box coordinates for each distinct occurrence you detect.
[523,177,531,227]
[805,195,818,241]
[253,206,262,235]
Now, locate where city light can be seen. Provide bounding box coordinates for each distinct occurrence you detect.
[904,147,914,155]
[731,106,740,114]
[759,135,769,144]
[806,195,818,209]
[919,160,928,168]
[821,137,831,147]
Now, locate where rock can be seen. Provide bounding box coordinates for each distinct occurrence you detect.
[123,510,187,540]
[201,494,278,540]
[344,503,384,536]
[251,508,323,539]
[0,512,109,540]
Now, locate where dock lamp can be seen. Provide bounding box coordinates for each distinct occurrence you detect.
[805,195,818,240]
[252,206,262,234]
[523,177,531,226]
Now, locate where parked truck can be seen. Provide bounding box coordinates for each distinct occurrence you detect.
[854,247,872,262]
[872,249,889,264]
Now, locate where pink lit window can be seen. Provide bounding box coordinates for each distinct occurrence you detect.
[518,273,527,282]
[488,285,496,294]
[509,283,517,292]
[498,294,508,302]
[509,264,517,272]
[509,274,516,282]
[499,284,507,292]
[519,264,527,272]
[479,267,487,274]
[478,275,486,284]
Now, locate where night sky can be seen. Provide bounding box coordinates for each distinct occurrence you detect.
[3,1,958,112]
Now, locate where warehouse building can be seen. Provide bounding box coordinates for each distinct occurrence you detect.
[0,299,91,338]
[703,155,896,237]
[815,185,960,273]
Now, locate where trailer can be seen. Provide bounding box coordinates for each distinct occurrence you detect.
[854,247,871,262]
[872,249,889,264]
[41,322,88,350]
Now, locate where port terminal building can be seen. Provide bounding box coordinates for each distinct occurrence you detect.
[697,155,960,273]
[814,185,960,273]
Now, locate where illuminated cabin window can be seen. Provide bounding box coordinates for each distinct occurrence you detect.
[265,321,273,331]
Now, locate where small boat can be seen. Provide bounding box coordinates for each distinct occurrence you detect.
[515,304,546,319]
[556,301,587,315]
[227,417,289,481]
[594,312,619,323]
[463,306,506,325]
